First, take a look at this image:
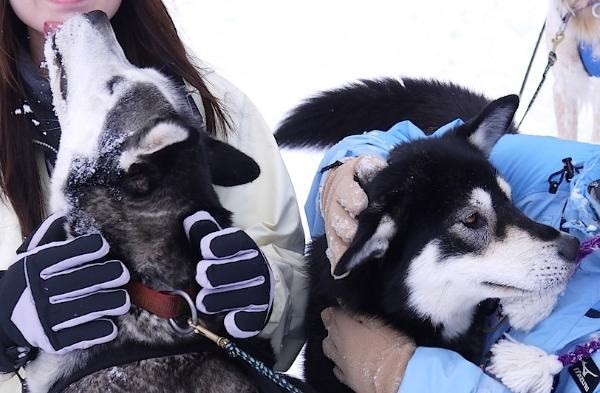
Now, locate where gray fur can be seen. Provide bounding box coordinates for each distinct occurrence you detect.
[28,11,267,393]
[62,354,256,393]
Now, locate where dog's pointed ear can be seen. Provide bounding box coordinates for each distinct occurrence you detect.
[457,94,519,156]
[119,122,190,170]
[205,139,260,186]
[333,206,400,279]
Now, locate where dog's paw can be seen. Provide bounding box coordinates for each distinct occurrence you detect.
[487,336,562,393]
[501,285,564,331]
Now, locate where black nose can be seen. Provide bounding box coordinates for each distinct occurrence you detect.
[85,10,109,26]
[558,234,580,262]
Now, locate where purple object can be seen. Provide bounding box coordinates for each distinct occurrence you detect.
[558,339,600,366]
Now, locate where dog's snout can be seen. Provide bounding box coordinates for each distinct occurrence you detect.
[85,10,110,27]
[557,234,580,262]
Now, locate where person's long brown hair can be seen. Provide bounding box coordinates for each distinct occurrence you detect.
[0,1,229,236]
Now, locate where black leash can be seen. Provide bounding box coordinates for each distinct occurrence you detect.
[515,5,592,128]
[186,320,304,393]
[168,291,305,393]
[518,21,546,99]
[46,289,307,393]
[516,18,566,129]
[516,44,557,129]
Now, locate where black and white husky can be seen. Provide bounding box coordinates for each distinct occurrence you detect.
[23,11,269,393]
[276,78,581,392]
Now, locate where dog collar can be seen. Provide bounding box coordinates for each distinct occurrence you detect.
[579,42,600,77]
[125,281,197,319]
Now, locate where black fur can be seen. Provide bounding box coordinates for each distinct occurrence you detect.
[31,12,275,393]
[275,78,516,148]
[275,79,570,393]
[57,84,274,393]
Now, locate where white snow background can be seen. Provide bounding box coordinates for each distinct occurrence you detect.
[162,0,594,378]
[163,0,597,237]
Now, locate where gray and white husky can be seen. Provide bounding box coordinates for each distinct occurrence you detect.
[24,11,267,393]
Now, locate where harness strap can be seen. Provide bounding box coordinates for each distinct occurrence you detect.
[47,339,298,393]
[47,340,216,393]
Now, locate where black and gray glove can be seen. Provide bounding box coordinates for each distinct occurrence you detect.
[184,211,274,338]
[0,213,130,373]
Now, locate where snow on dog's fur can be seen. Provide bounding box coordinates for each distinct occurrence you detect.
[25,11,268,393]
[547,0,600,141]
[276,78,581,393]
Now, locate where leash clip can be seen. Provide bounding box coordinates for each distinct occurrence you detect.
[167,290,198,335]
[187,320,230,348]
[552,32,565,52]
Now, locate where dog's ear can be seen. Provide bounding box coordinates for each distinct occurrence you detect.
[205,139,261,186]
[457,95,519,156]
[119,122,190,170]
[333,199,404,279]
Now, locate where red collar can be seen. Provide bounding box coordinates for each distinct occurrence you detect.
[125,281,196,319]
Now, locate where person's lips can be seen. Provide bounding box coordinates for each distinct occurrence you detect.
[44,21,63,34]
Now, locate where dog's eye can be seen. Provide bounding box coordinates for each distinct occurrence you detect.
[462,213,481,228]
[123,163,154,196]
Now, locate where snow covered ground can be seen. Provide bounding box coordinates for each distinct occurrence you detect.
[164,0,597,236]
[163,0,596,377]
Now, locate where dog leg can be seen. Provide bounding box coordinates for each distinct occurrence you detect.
[553,84,579,140]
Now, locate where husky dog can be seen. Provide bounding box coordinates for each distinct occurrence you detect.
[24,11,269,393]
[275,78,580,392]
[547,0,600,141]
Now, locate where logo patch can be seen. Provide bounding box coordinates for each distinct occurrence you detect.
[569,357,600,393]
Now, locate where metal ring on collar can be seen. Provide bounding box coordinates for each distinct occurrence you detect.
[167,290,198,335]
[593,3,600,18]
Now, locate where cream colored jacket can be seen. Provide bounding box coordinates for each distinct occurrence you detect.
[0,70,307,392]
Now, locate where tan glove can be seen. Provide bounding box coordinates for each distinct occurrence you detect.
[321,156,387,276]
[321,307,416,393]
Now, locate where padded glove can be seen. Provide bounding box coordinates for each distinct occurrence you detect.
[322,307,416,393]
[184,211,274,338]
[321,156,387,277]
[0,213,130,373]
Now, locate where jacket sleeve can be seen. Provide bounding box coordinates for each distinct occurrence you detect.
[194,72,308,371]
[398,348,509,393]
[305,119,463,238]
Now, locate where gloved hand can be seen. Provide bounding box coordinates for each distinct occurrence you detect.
[0,212,130,373]
[321,156,387,277]
[321,307,416,393]
[184,211,274,338]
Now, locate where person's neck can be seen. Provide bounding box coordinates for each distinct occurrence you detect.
[27,27,48,77]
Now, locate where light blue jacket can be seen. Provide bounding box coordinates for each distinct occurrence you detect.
[305,120,600,393]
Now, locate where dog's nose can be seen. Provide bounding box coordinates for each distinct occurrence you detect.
[85,10,109,27]
[557,234,580,262]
